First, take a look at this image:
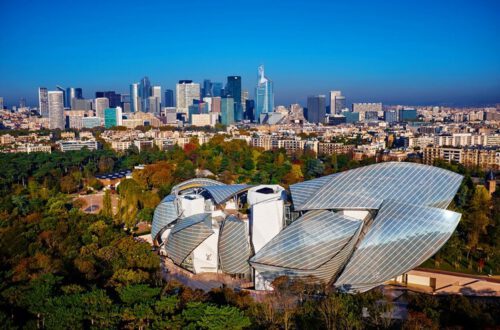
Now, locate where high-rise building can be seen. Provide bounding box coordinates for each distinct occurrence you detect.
[66,87,83,108]
[38,87,49,117]
[242,90,249,119]
[211,97,221,113]
[139,76,151,112]
[255,65,274,122]
[72,99,92,111]
[151,86,162,113]
[148,96,160,114]
[226,76,243,122]
[329,91,345,114]
[104,107,123,128]
[188,101,209,123]
[202,79,212,97]
[0,97,4,110]
[130,83,140,112]
[164,89,174,107]
[96,91,121,108]
[48,91,65,130]
[56,86,67,108]
[384,110,398,123]
[94,97,110,119]
[306,95,327,124]
[342,110,360,124]
[212,82,223,97]
[221,97,235,125]
[335,95,346,114]
[176,80,200,114]
[398,108,418,122]
[245,99,255,121]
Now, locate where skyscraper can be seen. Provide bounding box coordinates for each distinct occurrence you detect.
[140,76,151,112]
[164,89,174,107]
[94,97,110,119]
[245,99,255,121]
[329,91,344,114]
[66,87,83,109]
[56,86,67,108]
[176,80,200,114]
[335,95,346,114]
[226,76,242,121]
[211,97,221,113]
[130,83,140,112]
[306,95,327,124]
[212,82,223,97]
[48,91,65,130]
[255,65,274,123]
[221,97,235,125]
[95,91,121,108]
[151,86,162,113]
[104,107,123,128]
[384,110,398,123]
[0,97,4,110]
[38,87,49,117]
[202,79,212,97]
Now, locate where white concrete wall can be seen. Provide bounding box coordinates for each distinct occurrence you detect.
[180,194,205,217]
[247,185,284,205]
[251,199,284,253]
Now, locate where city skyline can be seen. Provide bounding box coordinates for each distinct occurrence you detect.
[1,0,499,107]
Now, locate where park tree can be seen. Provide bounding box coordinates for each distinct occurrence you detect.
[465,186,492,258]
[101,189,113,218]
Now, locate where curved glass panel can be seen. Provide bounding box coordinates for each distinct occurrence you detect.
[251,210,362,269]
[172,178,225,195]
[165,213,214,265]
[203,184,252,204]
[151,194,178,240]
[335,200,461,293]
[219,216,251,275]
[291,162,463,211]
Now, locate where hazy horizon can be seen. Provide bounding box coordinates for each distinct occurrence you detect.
[1,0,499,107]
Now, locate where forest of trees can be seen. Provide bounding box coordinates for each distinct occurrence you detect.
[0,138,499,328]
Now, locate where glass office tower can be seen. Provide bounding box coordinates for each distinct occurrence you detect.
[226,76,242,121]
[255,65,274,123]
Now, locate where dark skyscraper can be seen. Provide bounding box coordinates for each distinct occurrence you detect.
[202,79,212,97]
[164,89,174,107]
[139,76,151,112]
[212,82,223,97]
[66,87,83,109]
[96,91,121,108]
[226,76,242,121]
[56,86,66,108]
[306,95,326,124]
[245,99,255,121]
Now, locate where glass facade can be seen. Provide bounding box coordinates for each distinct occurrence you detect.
[255,65,274,123]
[219,216,252,276]
[152,162,463,292]
[221,98,235,125]
[165,213,214,265]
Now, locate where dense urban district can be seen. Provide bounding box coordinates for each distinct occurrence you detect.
[0,72,499,329]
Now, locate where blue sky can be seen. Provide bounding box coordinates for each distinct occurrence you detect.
[1,0,499,107]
